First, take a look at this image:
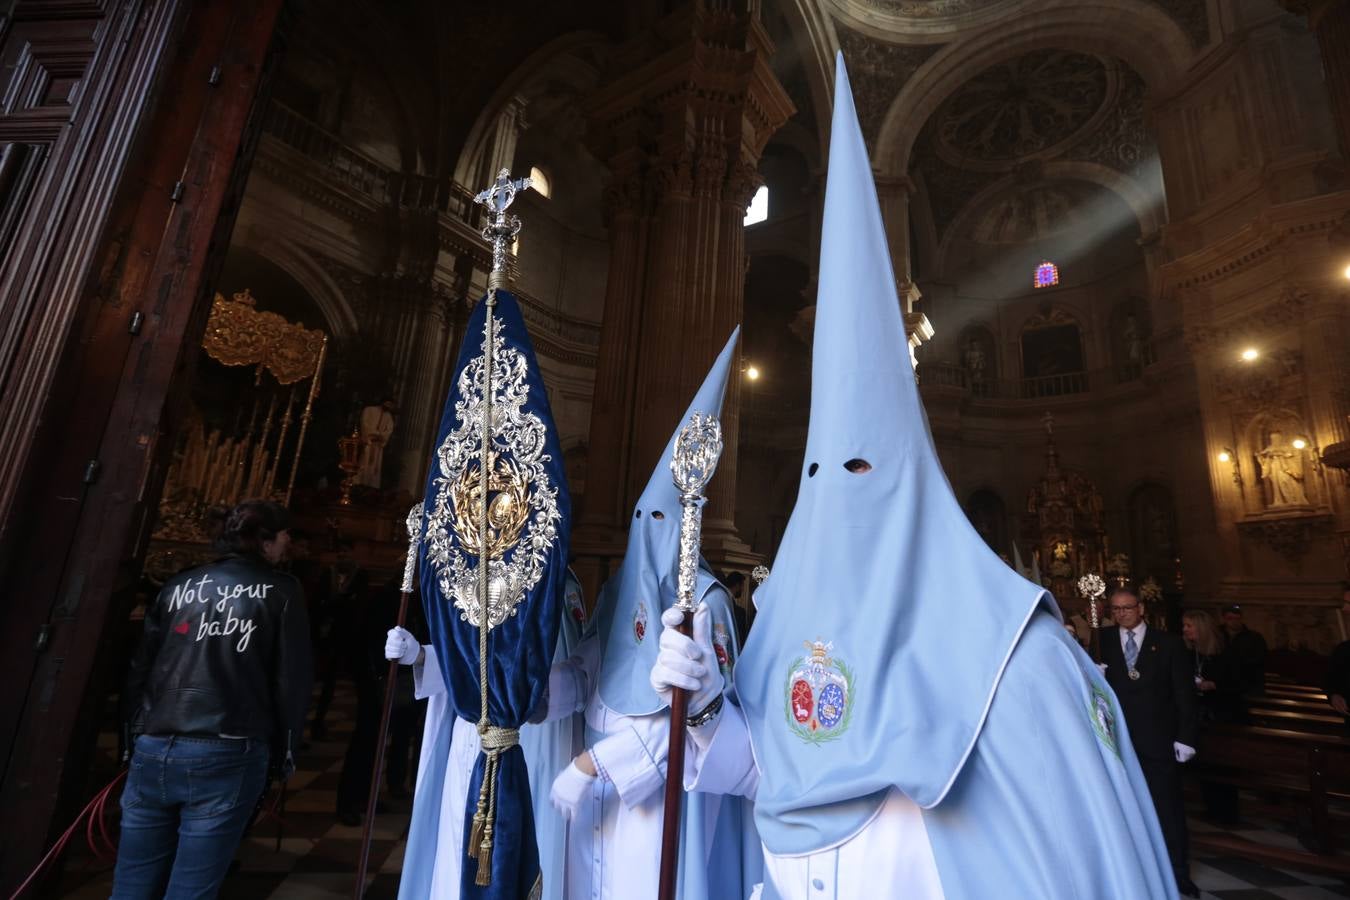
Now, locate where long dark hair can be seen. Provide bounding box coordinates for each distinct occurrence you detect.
[209,500,291,556]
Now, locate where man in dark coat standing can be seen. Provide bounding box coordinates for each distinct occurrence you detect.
[1101,584,1200,898]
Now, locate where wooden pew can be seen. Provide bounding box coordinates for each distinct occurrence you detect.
[1243,707,1345,735]
[1251,697,1335,714]
[1194,724,1350,871]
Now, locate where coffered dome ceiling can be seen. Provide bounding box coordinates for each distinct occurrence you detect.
[932,51,1117,170]
[910,49,1156,248]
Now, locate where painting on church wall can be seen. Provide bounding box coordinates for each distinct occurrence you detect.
[1020,320,1084,380]
[1126,483,1177,585]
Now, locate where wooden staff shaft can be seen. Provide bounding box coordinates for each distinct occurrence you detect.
[353,586,412,899]
[657,614,694,900]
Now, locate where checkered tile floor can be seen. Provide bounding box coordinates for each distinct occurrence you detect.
[44,682,1350,898]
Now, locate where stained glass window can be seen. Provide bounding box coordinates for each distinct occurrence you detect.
[1034,260,1059,289]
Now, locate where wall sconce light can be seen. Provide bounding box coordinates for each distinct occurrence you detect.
[1218,447,1242,486]
[1240,347,1259,362]
[745,364,761,381]
[1292,437,1308,450]
[1343,262,1350,281]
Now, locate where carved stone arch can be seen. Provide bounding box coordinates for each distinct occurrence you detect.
[231,228,360,340]
[772,0,841,161]
[874,1,1193,181]
[452,32,610,189]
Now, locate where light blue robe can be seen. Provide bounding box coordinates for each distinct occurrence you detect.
[706,52,1177,900]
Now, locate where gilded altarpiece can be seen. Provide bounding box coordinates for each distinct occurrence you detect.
[1023,416,1107,616]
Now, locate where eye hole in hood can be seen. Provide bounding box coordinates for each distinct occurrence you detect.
[844,458,872,474]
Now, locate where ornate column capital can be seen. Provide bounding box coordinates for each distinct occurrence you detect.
[585,2,795,211]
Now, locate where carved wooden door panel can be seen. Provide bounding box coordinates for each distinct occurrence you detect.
[0,1,284,889]
[0,0,181,525]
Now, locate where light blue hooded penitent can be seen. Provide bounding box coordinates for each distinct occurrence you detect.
[595,328,741,718]
[589,328,760,900]
[732,54,1176,899]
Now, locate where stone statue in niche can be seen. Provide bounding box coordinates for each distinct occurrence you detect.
[356,398,397,489]
[1256,430,1308,508]
[1123,315,1143,366]
[963,337,987,387]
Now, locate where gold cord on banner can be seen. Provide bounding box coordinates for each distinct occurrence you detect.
[470,286,499,885]
[465,169,532,888]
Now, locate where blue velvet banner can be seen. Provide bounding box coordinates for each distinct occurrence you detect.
[418,289,571,899]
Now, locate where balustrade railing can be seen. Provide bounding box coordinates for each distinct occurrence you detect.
[261,101,480,228]
[918,339,1165,401]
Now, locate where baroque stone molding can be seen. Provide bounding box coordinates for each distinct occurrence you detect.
[1237,511,1334,563]
[1184,284,1314,349]
[1211,347,1304,412]
[837,25,941,149]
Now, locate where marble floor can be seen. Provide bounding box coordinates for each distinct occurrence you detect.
[42,681,1350,899]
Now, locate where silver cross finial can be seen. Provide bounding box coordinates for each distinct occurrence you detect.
[475,168,533,287]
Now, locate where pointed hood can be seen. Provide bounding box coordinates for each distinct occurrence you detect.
[732,54,1051,856]
[595,328,740,716]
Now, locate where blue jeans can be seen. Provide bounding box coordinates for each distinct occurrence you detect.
[111,735,269,899]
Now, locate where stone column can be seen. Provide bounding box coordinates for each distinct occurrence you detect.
[1283,0,1350,158]
[574,2,794,585]
[397,281,457,492]
[479,96,527,188]
[875,175,915,281]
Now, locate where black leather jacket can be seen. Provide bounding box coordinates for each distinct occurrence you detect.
[124,553,312,768]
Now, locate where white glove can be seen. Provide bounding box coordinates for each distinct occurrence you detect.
[650,603,723,716]
[1174,742,1196,763]
[1096,663,1108,674]
[549,759,595,821]
[385,627,421,666]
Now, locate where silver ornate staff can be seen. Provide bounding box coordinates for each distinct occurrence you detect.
[1077,572,1107,664]
[466,168,532,886]
[658,412,724,900]
[354,503,423,899]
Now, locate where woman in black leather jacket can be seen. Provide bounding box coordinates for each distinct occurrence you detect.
[112,500,312,899]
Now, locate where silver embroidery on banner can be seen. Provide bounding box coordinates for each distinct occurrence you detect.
[424,316,562,630]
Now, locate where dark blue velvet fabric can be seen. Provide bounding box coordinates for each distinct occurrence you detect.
[418,290,570,899]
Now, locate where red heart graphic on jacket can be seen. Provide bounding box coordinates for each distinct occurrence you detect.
[173,621,190,635]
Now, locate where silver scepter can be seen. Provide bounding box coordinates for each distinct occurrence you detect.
[658,411,724,900]
[671,412,725,612]
[355,502,423,899]
[1077,572,1107,664]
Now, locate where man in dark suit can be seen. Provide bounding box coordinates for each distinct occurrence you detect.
[1102,584,1200,898]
